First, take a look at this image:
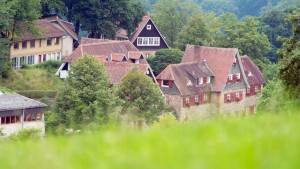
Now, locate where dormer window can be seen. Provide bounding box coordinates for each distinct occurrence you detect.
[228,74,233,81]
[233,57,237,64]
[162,80,169,88]
[207,76,211,83]
[198,78,203,85]
[146,24,151,30]
[236,73,241,80]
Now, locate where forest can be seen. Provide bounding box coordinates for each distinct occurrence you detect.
[0,0,299,168]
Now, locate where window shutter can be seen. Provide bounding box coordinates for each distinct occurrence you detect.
[240,91,243,100]
[182,97,186,107]
[169,80,173,88]
[190,96,194,106]
[157,80,162,87]
[224,94,227,103]
[200,95,203,104]
[233,74,236,83]
[203,77,207,84]
[231,93,236,102]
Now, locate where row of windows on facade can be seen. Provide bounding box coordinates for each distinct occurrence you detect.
[12,53,61,68]
[0,113,43,125]
[13,37,60,50]
[184,94,209,105]
[224,91,243,103]
[137,37,160,46]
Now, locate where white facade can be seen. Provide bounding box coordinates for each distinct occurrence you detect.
[62,35,74,57]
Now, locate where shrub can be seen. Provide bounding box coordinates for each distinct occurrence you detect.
[8,128,41,141]
[153,112,178,128]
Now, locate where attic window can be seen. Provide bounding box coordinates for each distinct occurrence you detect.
[162,80,169,87]
[236,73,241,80]
[228,74,233,81]
[146,24,151,30]
[246,88,250,93]
[207,77,211,83]
[198,78,203,85]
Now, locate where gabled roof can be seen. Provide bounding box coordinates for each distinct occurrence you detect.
[43,15,78,40]
[65,40,139,62]
[110,53,127,62]
[181,45,239,92]
[129,15,169,48]
[21,19,67,41]
[128,51,143,59]
[0,93,47,112]
[104,62,149,84]
[116,28,128,39]
[80,37,115,45]
[241,55,266,85]
[157,62,214,95]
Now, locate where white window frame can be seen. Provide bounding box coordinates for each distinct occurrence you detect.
[246,88,250,94]
[185,97,190,104]
[227,94,231,101]
[228,74,233,81]
[255,86,258,93]
[236,73,241,80]
[236,92,240,98]
[162,80,169,88]
[195,95,199,103]
[207,76,211,83]
[204,94,208,101]
[137,38,143,46]
[198,78,203,85]
[137,37,160,46]
[28,55,34,65]
[146,24,151,30]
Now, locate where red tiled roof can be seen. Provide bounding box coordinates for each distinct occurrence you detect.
[104,62,149,84]
[43,15,78,40]
[116,28,128,38]
[129,15,150,43]
[181,45,238,92]
[80,38,115,44]
[241,55,266,85]
[110,53,127,62]
[21,19,67,41]
[65,40,139,62]
[128,51,143,59]
[157,62,214,95]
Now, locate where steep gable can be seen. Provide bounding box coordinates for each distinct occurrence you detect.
[241,55,266,85]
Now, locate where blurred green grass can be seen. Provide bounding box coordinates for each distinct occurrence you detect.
[1,113,300,169]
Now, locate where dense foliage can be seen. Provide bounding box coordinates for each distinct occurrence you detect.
[147,48,183,75]
[117,67,165,123]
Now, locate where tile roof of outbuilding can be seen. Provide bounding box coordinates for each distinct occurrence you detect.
[241,55,266,85]
[0,93,47,112]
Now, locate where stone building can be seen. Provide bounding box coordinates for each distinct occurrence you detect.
[156,45,265,120]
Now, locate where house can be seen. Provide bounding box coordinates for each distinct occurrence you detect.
[56,38,156,83]
[129,15,169,56]
[43,15,79,57]
[11,19,67,69]
[0,93,47,136]
[156,45,265,120]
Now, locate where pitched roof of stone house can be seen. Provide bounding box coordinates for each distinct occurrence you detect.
[104,62,149,84]
[241,55,266,85]
[157,62,214,95]
[64,40,139,62]
[0,93,47,112]
[21,19,67,41]
[43,15,78,40]
[181,45,240,92]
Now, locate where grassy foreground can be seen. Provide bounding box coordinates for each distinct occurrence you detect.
[1,113,300,169]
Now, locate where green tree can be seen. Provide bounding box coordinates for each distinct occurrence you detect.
[148,48,183,75]
[152,0,202,47]
[277,12,300,90]
[117,67,165,123]
[50,55,116,131]
[175,13,212,50]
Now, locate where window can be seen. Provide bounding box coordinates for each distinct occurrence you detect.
[14,42,19,49]
[137,38,142,45]
[24,113,43,122]
[246,88,250,93]
[22,41,27,49]
[198,78,203,85]
[1,115,21,124]
[47,38,52,46]
[28,55,34,65]
[236,92,240,98]
[154,37,160,46]
[137,37,160,46]
[207,76,211,83]
[185,97,190,104]
[20,56,26,66]
[43,54,46,61]
[228,74,233,81]
[162,80,169,87]
[195,95,199,103]
[12,57,19,68]
[57,53,61,60]
[146,24,151,30]
[255,86,258,93]
[30,40,35,48]
[55,37,59,45]
[227,94,231,101]
[233,57,237,64]
[236,73,241,80]
[204,94,208,101]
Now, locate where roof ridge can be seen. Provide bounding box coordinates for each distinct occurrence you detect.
[81,40,129,47]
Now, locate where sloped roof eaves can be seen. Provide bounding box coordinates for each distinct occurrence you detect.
[0,94,47,112]
[241,56,266,85]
